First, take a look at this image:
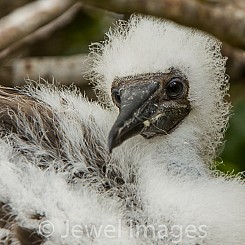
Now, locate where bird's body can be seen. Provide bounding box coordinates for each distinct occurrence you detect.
[0,15,244,245]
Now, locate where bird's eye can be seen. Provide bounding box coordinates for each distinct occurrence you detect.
[166,78,184,99]
[111,89,121,107]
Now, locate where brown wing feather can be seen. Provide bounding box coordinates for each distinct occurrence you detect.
[0,86,60,149]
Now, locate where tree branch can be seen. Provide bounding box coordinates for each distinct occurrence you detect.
[0,55,88,87]
[0,0,75,51]
[0,3,82,64]
[0,0,33,18]
[80,0,245,50]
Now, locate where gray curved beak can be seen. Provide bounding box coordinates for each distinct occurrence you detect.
[108,81,159,153]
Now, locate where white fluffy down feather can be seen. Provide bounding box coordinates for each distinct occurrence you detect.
[0,15,244,245]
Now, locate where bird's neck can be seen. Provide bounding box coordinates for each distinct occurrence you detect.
[122,130,209,180]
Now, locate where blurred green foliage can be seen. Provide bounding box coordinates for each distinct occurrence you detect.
[29,9,116,56]
[219,86,245,174]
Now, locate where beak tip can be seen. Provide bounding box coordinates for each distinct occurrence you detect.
[108,129,118,154]
[108,142,113,154]
[108,138,119,154]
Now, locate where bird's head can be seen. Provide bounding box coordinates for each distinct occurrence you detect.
[87,15,230,159]
[108,69,191,152]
